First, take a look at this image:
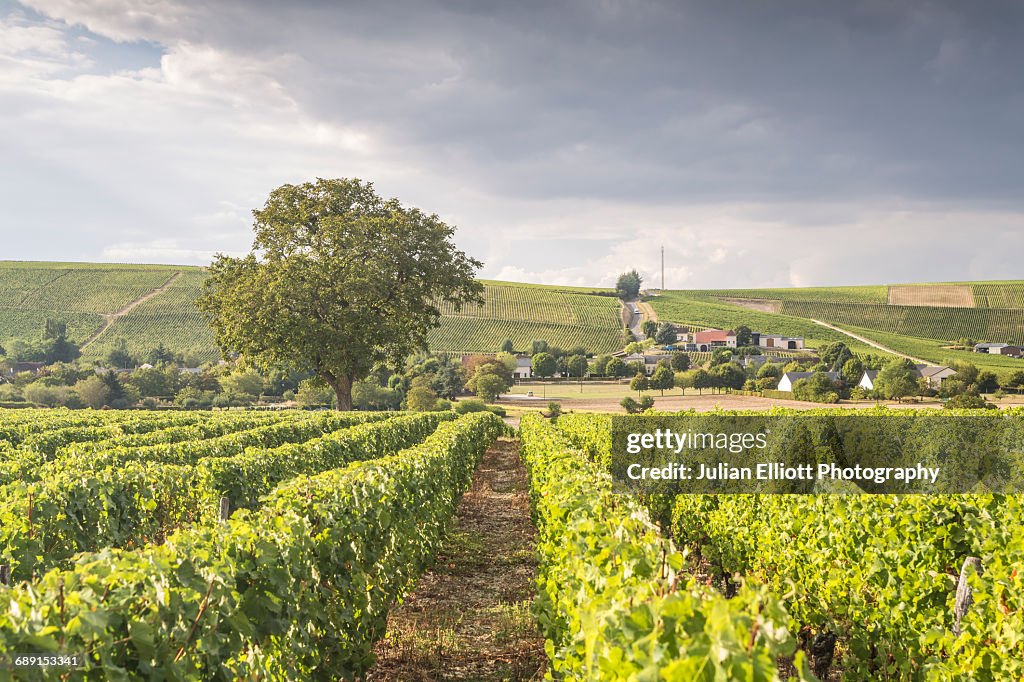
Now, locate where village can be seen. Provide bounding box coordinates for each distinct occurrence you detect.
[498,321,1024,415]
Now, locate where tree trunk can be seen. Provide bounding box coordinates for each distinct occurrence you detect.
[322,372,354,411]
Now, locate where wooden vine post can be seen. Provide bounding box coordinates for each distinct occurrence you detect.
[219,497,231,523]
[0,563,10,586]
[953,556,983,637]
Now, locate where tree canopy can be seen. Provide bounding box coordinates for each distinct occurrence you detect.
[875,358,918,402]
[616,270,642,299]
[196,178,483,410]
[532,352,557,378]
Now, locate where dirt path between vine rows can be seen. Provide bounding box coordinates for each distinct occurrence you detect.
[80,271,182,350]
[809,318,930,364]
[367,438,546,681]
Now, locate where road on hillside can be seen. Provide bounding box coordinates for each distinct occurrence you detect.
[625,298,645,339]
[810,319,930,365]
[624,295,662,343]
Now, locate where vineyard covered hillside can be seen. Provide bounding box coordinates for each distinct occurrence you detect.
[0,262,626,362]
[652,281,1024,372]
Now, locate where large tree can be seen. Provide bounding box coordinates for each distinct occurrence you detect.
[875,357,919,403]
[197,178,483,410]
[532,352,557,378]
[616,270,642,299]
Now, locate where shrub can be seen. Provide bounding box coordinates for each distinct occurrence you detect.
[404,377,439,412]
[944,392,995,409]
[22,383,75,408]
[0,384,23,402]
[455,398,488,414]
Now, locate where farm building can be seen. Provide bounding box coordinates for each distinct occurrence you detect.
[623,353,664,376]
[916,364,957,387]
[973,343,1023,356]
[859,364,956,391]
[778,371,840,392]
[692,329,737,352]
[513,356,533,379]
[752,332,805,350]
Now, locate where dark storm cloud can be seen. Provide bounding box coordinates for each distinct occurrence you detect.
[182,0,1024,205]
[31,0,1024,205]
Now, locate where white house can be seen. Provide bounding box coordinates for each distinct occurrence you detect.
[858,370,880,391]
[623,353,664,376]
[692,329,737,352]
[859,364,956,391]
[778,371,839,392]
[513,356,533,379]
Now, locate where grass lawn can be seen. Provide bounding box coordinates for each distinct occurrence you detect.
[505,381,704,400]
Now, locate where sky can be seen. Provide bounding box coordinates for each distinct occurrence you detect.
[1,0,1022,289]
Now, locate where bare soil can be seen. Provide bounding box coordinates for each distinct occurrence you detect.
[367,438,546,681]
[888,285,975,308]
[718,297,782,313]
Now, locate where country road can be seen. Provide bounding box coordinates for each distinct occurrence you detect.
[810,319,930,365]
[625,298,644,339]
[625,295,660,341]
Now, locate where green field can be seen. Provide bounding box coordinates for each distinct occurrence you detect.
[650,281,1024,375]
[0,262,625,361]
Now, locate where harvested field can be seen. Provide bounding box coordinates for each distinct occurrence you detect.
[718,297,782,313]
[888,284,974,307]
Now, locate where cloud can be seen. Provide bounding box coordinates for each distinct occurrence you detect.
[2,0,1024,286]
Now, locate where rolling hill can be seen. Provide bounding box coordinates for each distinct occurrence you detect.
[0,262,626,363]
[4,261,1022,374]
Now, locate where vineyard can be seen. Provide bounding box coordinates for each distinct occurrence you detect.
[0,407,504,678]
[0,263,625,359]
[2,406,1023,679]
[779,300,1024,346]
[972,282,1024,309]
[430,281,624,353]
[532,410,1024,680]
[0,262,194,352]
[79,269,219,364]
